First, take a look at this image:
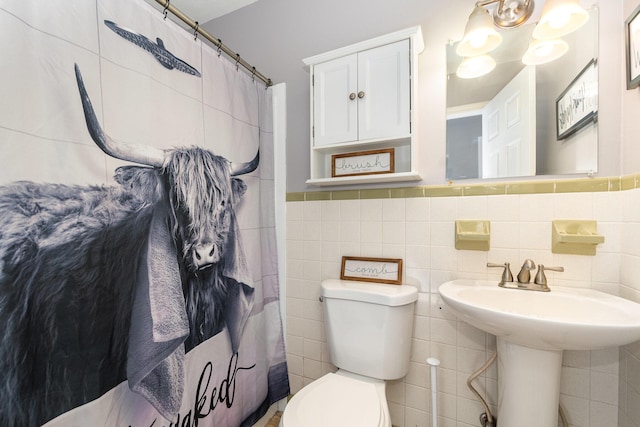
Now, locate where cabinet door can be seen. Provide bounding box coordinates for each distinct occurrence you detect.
[312,54,358,146]
[357,39,410,141]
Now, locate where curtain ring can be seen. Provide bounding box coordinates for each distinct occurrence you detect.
[235,53,240,71]
[163,0,170,20]
[251,66,256,82]
[217,39,222,57]
[193,21,199,41]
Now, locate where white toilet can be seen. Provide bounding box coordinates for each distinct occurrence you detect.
[281,278,418,427]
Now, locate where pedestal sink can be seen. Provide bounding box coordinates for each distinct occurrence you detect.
[439,279,640,427]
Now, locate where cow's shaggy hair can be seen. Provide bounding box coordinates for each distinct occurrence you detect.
[0,147,246,426]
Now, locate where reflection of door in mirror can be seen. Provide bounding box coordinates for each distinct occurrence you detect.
[446,115,481,180]
[481,66,536,178]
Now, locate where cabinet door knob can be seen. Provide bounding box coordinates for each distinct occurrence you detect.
[349,93,356,100]
[358,91,365,99]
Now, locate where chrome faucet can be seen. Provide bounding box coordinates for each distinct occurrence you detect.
[487,260,564,292]
[517,259,536,284]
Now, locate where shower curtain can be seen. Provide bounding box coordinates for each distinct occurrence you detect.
[0,0,288,426]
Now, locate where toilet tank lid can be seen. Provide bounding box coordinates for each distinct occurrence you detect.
[321,279,418,306]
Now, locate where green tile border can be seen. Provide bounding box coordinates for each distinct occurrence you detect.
[332,190,360,200]
[390,187,424,198]
[621,175,636,191]
[286,192,305,202]
[426,185,463,197]
[506,180,555,195]
[360,188,391,199]
[462,183,507,196]
[286,173,640,202]
[305,192,331,201]
[555,177,610,193]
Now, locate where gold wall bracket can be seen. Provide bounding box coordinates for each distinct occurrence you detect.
[455,220,490,251]
[552,220,604,256]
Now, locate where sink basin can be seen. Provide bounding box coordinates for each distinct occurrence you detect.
[439,279,640,351]
[438,279,640,427]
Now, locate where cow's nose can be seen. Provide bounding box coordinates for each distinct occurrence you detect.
[193,243,218,269]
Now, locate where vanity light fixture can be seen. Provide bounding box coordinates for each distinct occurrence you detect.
[522,37,569,65]
[456,6,504,57]
[456,54,497,79]
[456,0,589,75]
[532,0,590,40]
[457,0,534,57]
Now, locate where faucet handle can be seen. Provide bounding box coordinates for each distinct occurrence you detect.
[534,265,564,287]
[487,262,514,284]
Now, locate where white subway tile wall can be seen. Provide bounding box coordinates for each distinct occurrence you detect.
[286,187,640,427]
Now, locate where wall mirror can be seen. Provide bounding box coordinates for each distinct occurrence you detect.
[446,7,599,180]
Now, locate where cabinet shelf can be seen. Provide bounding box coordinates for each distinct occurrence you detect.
[306,171,421,186]
[311,136,411,153]
[303,26,423,186]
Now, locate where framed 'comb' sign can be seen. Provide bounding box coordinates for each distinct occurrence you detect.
[626,4,640,90]
[340,256,403,285]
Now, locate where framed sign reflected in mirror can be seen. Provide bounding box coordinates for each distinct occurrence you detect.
[556,59,598,140]
[626,4,640,90]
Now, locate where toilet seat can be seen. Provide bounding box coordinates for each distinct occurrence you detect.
[281,371,389,427]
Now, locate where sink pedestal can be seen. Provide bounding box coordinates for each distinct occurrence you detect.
[497,338,563,427]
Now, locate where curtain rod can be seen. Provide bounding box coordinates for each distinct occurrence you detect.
[154,0,272,86]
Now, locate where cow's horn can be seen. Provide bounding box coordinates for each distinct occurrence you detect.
[230,150,259,176]
[74,64,165,168]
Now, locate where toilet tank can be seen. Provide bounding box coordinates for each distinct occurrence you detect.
[321,279,418,380]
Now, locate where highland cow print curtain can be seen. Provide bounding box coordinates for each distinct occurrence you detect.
[0,0,289,426]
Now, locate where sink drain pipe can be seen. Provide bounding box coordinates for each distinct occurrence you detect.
[559,404,568,427]
[467,352,497,427]
[467,352,569,427]
[427,357,440,427]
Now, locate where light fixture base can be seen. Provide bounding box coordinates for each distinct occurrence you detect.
[493,0,535,28]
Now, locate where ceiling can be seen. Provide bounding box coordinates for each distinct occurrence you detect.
[151,0,259,24]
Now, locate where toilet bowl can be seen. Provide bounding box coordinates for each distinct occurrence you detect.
[280,370,390,427]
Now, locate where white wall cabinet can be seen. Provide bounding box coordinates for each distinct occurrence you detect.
[313,39,410,147]
[303,26,424,186]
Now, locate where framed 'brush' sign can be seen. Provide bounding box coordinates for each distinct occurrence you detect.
[331,148,394,178]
